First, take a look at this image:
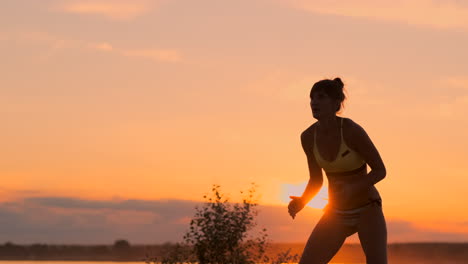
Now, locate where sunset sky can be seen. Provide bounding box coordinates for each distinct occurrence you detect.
[1,0,467,244]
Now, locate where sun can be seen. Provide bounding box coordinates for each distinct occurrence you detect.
[280,181,328,209]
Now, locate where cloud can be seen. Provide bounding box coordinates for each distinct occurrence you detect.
[85,40,183,63]
[386,220,468,242]
[280,0,468,30]
[88,42,183,63]
[54,0,157,20]
[121,48,182,63]
[18,31,73,58]
[5,31,182,63]
[1,197,198,244]
[89,42,114,51]
[1,196,467,244]
[25,197,196,218]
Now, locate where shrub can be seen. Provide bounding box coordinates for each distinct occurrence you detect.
[183,183,268,264]
[146,183,299,264]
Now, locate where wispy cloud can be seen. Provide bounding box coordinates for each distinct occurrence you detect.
[15,31,76,60]
[280,0,468,30]
[6,31,182,63]
[53,0,157,20]
[121,48,182,63]
[89,41,183,63]
[89,42,114,51]
[1,196,466,244]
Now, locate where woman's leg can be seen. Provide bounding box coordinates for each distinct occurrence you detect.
[299,211,351,264]
[357,203,388,264]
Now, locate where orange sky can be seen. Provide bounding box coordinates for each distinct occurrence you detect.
[1,0,467,243]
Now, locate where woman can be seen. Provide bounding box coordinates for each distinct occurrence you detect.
[288,78,387,264]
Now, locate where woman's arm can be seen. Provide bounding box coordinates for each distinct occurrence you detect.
[299,129,324,202]
[350,121,387,187]
[288,129,323,219]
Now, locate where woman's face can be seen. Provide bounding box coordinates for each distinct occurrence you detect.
[310,90,339,119]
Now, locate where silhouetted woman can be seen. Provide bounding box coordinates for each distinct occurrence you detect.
[288,78,387,264]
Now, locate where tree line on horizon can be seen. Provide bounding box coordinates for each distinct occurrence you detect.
[1,239,467,263]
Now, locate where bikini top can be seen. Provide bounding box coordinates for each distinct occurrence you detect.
[313,118,366,175]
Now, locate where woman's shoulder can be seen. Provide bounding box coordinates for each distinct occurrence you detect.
[342,117,363,130]
[301,123,317,154]
[342,117,367,139]
[301,122,317,142]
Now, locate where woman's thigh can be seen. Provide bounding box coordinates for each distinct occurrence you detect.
[357,203,387,264]
[299,212,350,264]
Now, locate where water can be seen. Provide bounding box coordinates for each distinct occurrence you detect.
[0,262,357,264]
[0,262,145,264]
[0,262,361,264]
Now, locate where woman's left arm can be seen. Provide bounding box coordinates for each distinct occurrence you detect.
[351,121,387,187]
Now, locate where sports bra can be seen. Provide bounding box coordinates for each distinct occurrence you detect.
[313,117,366,175]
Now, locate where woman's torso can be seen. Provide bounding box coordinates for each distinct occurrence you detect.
[309,117,381,210]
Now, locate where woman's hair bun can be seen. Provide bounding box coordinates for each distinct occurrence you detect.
[333,77,344,89]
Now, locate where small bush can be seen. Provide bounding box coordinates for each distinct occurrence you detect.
[182,183,267,264]
[146,183,299,264]
[266,248,300,264]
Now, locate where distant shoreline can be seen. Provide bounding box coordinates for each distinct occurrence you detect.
[0,242,467,263]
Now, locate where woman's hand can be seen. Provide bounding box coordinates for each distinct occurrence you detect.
[288,196,306,219]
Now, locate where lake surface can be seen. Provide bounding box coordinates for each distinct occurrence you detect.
[0,262,145,264]
[0,259,365,264]
[0,260,359,264]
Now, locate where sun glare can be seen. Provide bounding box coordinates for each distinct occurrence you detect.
[280,182,328,209]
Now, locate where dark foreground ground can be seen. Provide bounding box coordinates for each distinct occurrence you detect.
[0,242,467,263]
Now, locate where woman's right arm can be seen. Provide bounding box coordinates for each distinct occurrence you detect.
[288,129,324,219]
[299,129,324,203]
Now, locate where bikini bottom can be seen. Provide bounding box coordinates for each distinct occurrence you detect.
[323,199,382,236]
